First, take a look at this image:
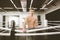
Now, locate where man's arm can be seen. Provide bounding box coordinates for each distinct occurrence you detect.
[35,17,38,26]
[22,18,28,32]
[34,17,38,28]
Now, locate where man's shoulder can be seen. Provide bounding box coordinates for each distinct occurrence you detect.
[33,15,37,18]
[25,16,29,19]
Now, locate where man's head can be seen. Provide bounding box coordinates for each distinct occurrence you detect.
[29,8,35,16]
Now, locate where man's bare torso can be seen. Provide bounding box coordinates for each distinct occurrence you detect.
[26,16,37,28]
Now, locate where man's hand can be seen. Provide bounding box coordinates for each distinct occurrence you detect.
[22,27,26,32]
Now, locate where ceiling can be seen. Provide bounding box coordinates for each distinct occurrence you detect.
[0,0,46,12]
[0,0,59,12]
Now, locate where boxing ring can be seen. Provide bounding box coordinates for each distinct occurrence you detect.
[0,23,60,36]
[0,0,60,37]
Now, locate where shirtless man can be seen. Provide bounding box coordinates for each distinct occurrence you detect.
[23,9,38,32]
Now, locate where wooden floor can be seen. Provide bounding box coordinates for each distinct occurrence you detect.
[0,34,60,40]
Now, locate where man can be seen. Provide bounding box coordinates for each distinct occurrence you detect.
[23,8,38,32]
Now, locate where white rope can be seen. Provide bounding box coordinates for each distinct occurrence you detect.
[27,26,60,32]
[0,32,60,36]
[0,30,6,33]
[16,32,60,36]
[39,21,60,22]
[48,23,60,26]
[48,21,60,22]
[0,26,60,33]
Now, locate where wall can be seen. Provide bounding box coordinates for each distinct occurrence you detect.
[0,11,39,28]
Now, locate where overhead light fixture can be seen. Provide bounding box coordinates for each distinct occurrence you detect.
[17,7,22,9]
[41,0,53,9]
[4,7,13,9]
[20,0,27,12]
[40,8,48,10]
[29,8,37,10]
[10,0,19,11]
[4,7,23,9]
[30,0,33,9]
[0,8,2,9]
